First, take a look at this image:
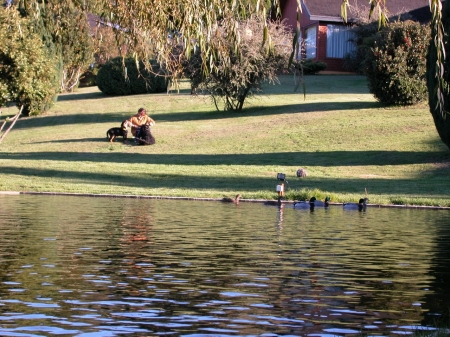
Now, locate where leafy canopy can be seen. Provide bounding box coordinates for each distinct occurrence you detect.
[191,18,293,111]
[0,6,57,116]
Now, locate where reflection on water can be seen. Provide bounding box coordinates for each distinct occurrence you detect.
[0,194,449,336]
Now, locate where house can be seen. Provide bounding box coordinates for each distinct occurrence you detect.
[277,0,435,72]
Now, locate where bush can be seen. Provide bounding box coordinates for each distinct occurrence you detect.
[365,21,430,105]
[300,59,327,75]
[96,57,167,95]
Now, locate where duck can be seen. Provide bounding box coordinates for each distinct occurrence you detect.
[221,194,242,204]
[343,198,368,211]
[293,197,316,210]
[312,196,331,207]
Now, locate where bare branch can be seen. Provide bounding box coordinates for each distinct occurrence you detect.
[0,106,23,144]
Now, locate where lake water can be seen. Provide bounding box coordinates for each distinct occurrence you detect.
[0,194,449,337]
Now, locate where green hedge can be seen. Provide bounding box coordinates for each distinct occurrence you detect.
[96,57,167,95]
[301,59,327,75]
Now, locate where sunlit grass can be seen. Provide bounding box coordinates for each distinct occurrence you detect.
[1,75,449,206]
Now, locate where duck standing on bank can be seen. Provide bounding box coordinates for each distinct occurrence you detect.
[343,198,368,212]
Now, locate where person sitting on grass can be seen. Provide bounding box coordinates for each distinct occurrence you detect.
[127,107,156,140]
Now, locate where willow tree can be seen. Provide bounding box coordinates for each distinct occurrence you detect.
[194,18,292,111]
[94,0,276,81]
[427,0,450,148]
[9,0,277,94]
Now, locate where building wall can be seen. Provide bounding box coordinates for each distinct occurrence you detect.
[280,0,349,72]
[279,0,299,29]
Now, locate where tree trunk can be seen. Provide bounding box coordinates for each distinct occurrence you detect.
[0,106,23,144]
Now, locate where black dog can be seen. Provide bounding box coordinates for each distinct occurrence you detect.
[135,123,156,145]
[107,120,129,142]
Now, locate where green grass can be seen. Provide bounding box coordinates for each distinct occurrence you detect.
[1,75,450,206]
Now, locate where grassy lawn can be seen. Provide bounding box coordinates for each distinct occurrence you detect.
[1,74,450,206]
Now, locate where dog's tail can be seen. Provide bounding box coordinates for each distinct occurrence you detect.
[106,130,108,139]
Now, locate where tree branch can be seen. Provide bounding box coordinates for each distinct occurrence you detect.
[0,105,23,144]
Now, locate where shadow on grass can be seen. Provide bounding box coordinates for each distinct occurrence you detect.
[14,100,383,129]
[14,112,130,129]
[57,91,107,101]
[0,165,448,196]
[31,138,105,144]
[54,75,367,101]
[155,101,383,122]
[1,150,449,166]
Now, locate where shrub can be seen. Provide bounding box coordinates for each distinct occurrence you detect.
[365,21,430,105]
[300,59,327,75]
[96,57,167,95]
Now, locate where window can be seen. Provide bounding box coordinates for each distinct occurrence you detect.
[304,26,317,59]
[326,24,355,58]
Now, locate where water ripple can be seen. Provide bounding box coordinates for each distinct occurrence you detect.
[0,195,449,335]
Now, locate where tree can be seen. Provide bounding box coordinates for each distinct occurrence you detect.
[189,18,292,111]
[58,6,95,92]
[0,7,58,116]
[427,0,450,149]
[31,0,278,82]
[16,1,64,115]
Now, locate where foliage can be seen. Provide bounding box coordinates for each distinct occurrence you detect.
[79,22,127,89]
[342,22,378,74]
[64,0,279,87]
[16,1,63,114]
[16,1,96,94]
[0,7,58,116]
[96,57,167,95]
[58,7,95,92]
[187,18,292,111]
[427,0,450,150]
[365,21,430,106]
[300,59,327,75]
[79,66,99,88]
[92,24,125,66]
